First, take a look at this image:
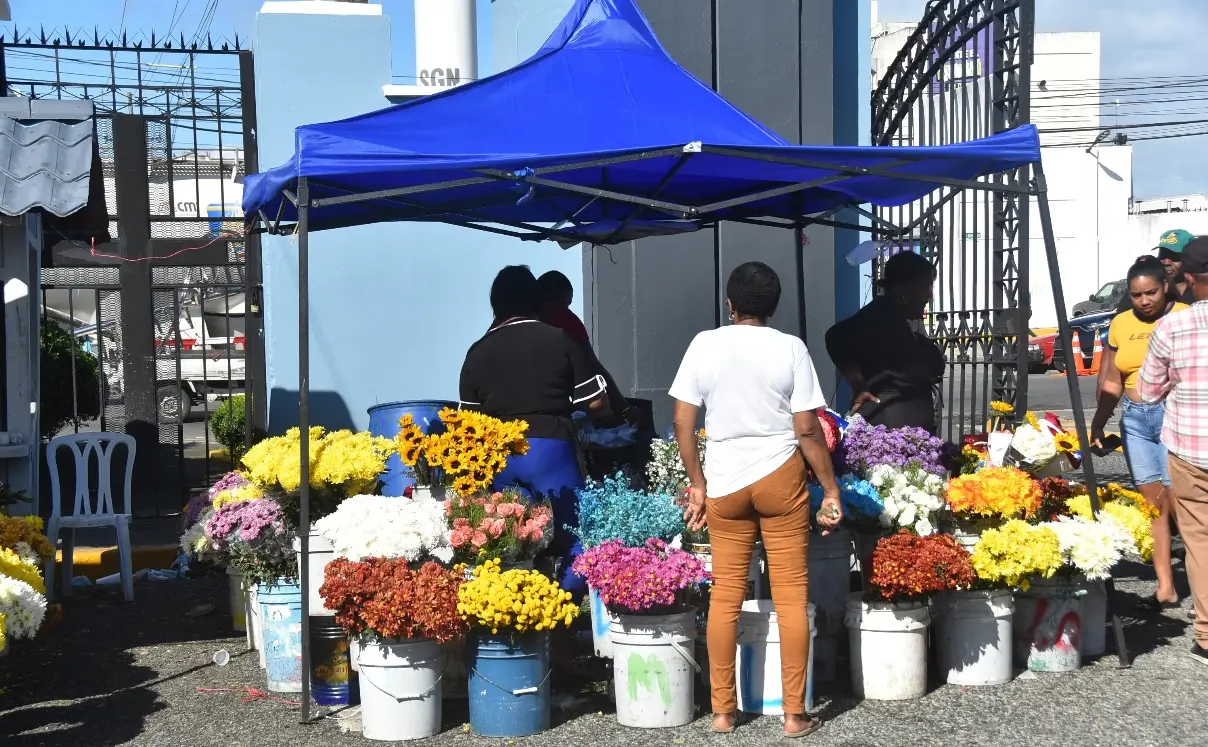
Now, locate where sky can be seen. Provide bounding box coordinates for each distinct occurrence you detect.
[876,0,1208,198]
[5,0,1205,197]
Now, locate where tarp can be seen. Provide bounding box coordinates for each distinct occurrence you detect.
[244,0,1040,241]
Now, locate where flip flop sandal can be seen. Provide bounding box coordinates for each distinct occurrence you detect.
[1135,595,1180,613]
[785,716,823,739]
[710,712,742,734]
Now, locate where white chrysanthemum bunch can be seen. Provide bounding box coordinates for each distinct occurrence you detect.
[315,494,454,564]
[646,437,704,495]
[868,464,945,536]
[12,542,38,564]
[1044,514,1132,581]
[1008,424,1058,468]
[0,574,46,640]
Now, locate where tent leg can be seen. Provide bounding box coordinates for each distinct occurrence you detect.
[297,177,314,717]
[1035,163,1130,668]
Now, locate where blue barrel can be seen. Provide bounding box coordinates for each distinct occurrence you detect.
[310,617,358,706]
[466,632,551,737]
[367,400,458,496]
[257,582,303,693]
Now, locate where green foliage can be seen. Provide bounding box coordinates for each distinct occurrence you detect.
[40,324,100,441]
[210,394,248,462]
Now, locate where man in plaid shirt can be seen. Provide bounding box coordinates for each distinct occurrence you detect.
[1140,235,1208,665]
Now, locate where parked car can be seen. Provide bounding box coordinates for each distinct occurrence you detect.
[1073,279,1126,317]
[1028,330,1056,373]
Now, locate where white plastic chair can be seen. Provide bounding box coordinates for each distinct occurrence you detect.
[44,433,136,602]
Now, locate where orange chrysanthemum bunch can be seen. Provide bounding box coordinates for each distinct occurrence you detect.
[869,530,976,602]
[396,408,529,496]
[945,466,1042,520]
[320,557,466,643]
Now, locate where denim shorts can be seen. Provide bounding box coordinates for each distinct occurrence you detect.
[1120,398,1171,487]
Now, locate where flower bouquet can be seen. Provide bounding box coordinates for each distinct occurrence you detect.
[0,556,47,649]
[313,494,454,564]
[0,515,55,566]
[204,496,298,588]
[867,464,945,536]
[457,559,579,637]
[1064,489,1155,562]
[808,474,885,532]
[944,466,1042,531]
[1041,514,1134,582]
[572,538,712,616]
[840,417,947,478]
[573,472,685,550]
[968,520,1064,590]
[446,489,552,566]
[868,530,976,602]
[180,472,255,569]
[397,409,529,498]
[645,428,706,497]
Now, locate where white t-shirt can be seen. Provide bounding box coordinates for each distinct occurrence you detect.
[668,325,826,498]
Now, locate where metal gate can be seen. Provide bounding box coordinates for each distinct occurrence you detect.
[871,0,1033,439]
[2,29,264,517]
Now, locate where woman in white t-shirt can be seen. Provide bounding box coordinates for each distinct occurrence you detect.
[669,262,842,738]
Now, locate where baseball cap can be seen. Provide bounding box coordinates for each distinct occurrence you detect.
[1181,236,1208,274]
[1156,228,1195,254]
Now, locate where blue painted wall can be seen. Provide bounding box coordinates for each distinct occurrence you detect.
[255,3,581,434]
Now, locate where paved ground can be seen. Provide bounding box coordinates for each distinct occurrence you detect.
[2,560,1204,747]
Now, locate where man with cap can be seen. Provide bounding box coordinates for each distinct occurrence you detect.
[1119,229,1197,311]
[1139,234,1208,665]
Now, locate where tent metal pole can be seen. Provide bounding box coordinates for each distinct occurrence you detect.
[476,169,694,217]
[296,176,315,718]
[1034,162,1130,668]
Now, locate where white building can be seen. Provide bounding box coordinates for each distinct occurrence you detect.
[871,6,1147,327]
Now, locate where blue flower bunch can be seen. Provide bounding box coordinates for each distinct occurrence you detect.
[572,472,685,549]
[809,474,886,530]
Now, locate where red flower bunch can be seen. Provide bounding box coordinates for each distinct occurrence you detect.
[869,530,976,602]
[320,558,466,643]
[445,489,553,564]
[1034,477,1086,523]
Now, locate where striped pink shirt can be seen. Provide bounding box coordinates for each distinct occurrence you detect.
[1139,300,1208,469]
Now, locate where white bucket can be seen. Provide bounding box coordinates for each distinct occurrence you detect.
[588,587,621,658]
[808,530,853,682]
[934,589,1013,686]
[610,609,698,728]
[1014,581,1084,672]
[846,593,930,700]
[735,600,818,715]
[293,529,336,616]
[226,567,246,632]
[356,636,443,742]
[245,584,265,668]
[1078,579,1108,657]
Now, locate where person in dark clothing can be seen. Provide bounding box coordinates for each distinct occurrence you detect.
[825,252,945,433]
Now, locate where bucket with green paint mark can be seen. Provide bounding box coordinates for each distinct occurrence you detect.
[610,609,697,728]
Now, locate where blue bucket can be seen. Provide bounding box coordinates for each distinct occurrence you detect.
[310,617,358,706]
[258,582,303,693]
[466,632,551,737]
[367,400,458,496]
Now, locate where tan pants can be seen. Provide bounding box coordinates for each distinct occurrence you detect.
[705,454,809,714]
[1169,454,1208,646]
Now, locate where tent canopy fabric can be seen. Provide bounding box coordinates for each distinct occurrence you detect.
[244,0,1040,243]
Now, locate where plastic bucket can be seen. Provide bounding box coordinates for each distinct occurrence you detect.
[846,593,930,700]
[311,618,358,707]
[610,609,697,728]
[293,529,336,616]
[467,632,551,737]
[589,586,621,658]
[356,636,442,741]
[367,400,457,496]
[808,530,853,682]
[1014,582,1084,672]
[226,567,246,632]
[246,584,265,668]
[1079,579,1108,657]
[258,582,303,692]
[735,600,818,715]
[934,589,1014,686]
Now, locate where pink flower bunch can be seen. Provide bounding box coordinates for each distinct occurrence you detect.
[445,489,554,564]
[572,538,712,615]
[204,497,285,551]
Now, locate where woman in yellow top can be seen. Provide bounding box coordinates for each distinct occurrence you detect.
[1091,256,1188,611]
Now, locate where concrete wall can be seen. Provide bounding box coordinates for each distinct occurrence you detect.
[1,215,41,515]
[255,1,580,434]
[493,0,870,428]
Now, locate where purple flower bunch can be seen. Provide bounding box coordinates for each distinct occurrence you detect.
[204,497,285,551]
[572,538,712,615]
[841,418,947,477]
[184,471,251,529]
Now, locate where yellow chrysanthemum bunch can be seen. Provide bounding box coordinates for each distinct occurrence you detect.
[1065,494,1154,561]
[946,466,1042,519]
[241,427,392,496]
[970,519,1064,590]
[0,516,54,561]
[457,559,579,636]
[210,483,263,511]
[396,409,529,496]
[241,426,326,493]
[0,546,46,595]
[1100,483,1161,521]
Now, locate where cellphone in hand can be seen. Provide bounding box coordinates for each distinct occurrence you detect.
[1090,434,1122,456]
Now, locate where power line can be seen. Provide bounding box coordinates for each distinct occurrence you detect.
[1038,117,1208,134]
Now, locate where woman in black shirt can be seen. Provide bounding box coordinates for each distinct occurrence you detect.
[460,266,607,596]
[825,252,945,433]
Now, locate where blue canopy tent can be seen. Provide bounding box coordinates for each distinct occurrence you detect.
[243,0,1124,716]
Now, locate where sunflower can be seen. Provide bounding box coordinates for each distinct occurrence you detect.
[1054,433,1078,454]
[398,413,415,429]
[400,443,422,466]
[452,475,479,497]
[990,400,1014,414]
[1025,411,1040,429]
[444,454,465,473]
